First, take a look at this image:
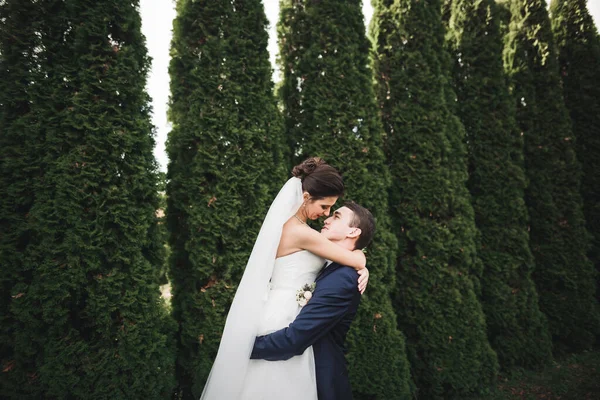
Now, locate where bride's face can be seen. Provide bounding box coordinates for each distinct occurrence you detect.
[304,196,338,220]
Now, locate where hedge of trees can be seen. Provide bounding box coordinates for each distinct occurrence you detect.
[1,0,176,398]
[551,0,600,304]
[503,0,599,353]
[166,0,286,398]
[444,0,552,369]
[1,0,599,399]
[371,0,498,397]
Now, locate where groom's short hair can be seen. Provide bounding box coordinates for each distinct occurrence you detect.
[345,201,376,250]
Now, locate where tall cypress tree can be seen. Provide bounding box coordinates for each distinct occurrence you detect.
[2,0,176,398]
[504,0,600,352]
[550,0,600,303]
[371,0,498,397]
[167,0,285,397]
[0,1,46,396]
[278,1,411,398]
[444,0,552,369]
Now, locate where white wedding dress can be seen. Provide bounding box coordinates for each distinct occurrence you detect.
[200,178,320,399]
[239,250,324,400]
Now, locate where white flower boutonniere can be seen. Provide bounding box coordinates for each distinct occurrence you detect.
[296,282,316,307]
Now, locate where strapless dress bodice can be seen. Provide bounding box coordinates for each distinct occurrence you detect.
[256,250,324,336]
[269,250,325,291]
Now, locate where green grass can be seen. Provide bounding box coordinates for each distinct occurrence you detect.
[485,349,600,400]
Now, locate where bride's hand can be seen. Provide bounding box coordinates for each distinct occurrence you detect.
[357,268,369,294]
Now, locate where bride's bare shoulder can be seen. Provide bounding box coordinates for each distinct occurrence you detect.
[281,218,314,237]
[278,219,312,256]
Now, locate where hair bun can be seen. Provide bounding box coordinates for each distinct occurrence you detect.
[292,157,327,179]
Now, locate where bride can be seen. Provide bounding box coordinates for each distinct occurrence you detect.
[200,157,369,399]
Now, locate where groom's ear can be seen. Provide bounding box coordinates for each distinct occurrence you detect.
[347,227,361,239]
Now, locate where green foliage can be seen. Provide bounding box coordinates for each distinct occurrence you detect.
[278,1,412,398]
[0,1,45,396]
[551,0,600,304]
[444,0,553,369]
[371,0,499,397]
[0,0,176,398]
[167,0,286,397]
[504,0,600,352]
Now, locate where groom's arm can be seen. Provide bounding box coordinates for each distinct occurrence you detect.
[250,269,359,361]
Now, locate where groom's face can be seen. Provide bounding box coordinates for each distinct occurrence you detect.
[320,206,356,242]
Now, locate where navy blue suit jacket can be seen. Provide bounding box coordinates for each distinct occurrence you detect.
[251,262,361,400]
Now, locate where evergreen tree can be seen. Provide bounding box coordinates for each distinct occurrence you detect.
[504,0,600,352]
[0,1,46,395]
[550,0,600,303]
[1,0,176,398]
[444,0,552,369]
[494,1,513,41]
[167,0,286,397]
[371,0,499,397]
[156,171,169,286]
[277,1,411,398]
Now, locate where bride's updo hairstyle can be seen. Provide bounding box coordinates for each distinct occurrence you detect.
[292,157,344,200]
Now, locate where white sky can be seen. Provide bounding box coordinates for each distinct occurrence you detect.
[140,0,600,172]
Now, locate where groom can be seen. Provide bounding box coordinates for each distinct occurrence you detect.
[251,201,375,400]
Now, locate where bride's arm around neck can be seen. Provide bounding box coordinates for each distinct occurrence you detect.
[277,222,366,270]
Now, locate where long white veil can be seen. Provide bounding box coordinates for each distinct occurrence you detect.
[200,177,303,399]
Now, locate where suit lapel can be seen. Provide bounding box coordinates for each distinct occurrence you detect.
[316,262,342,282]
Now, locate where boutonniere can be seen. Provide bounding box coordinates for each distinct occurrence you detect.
[296,282,316,307]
